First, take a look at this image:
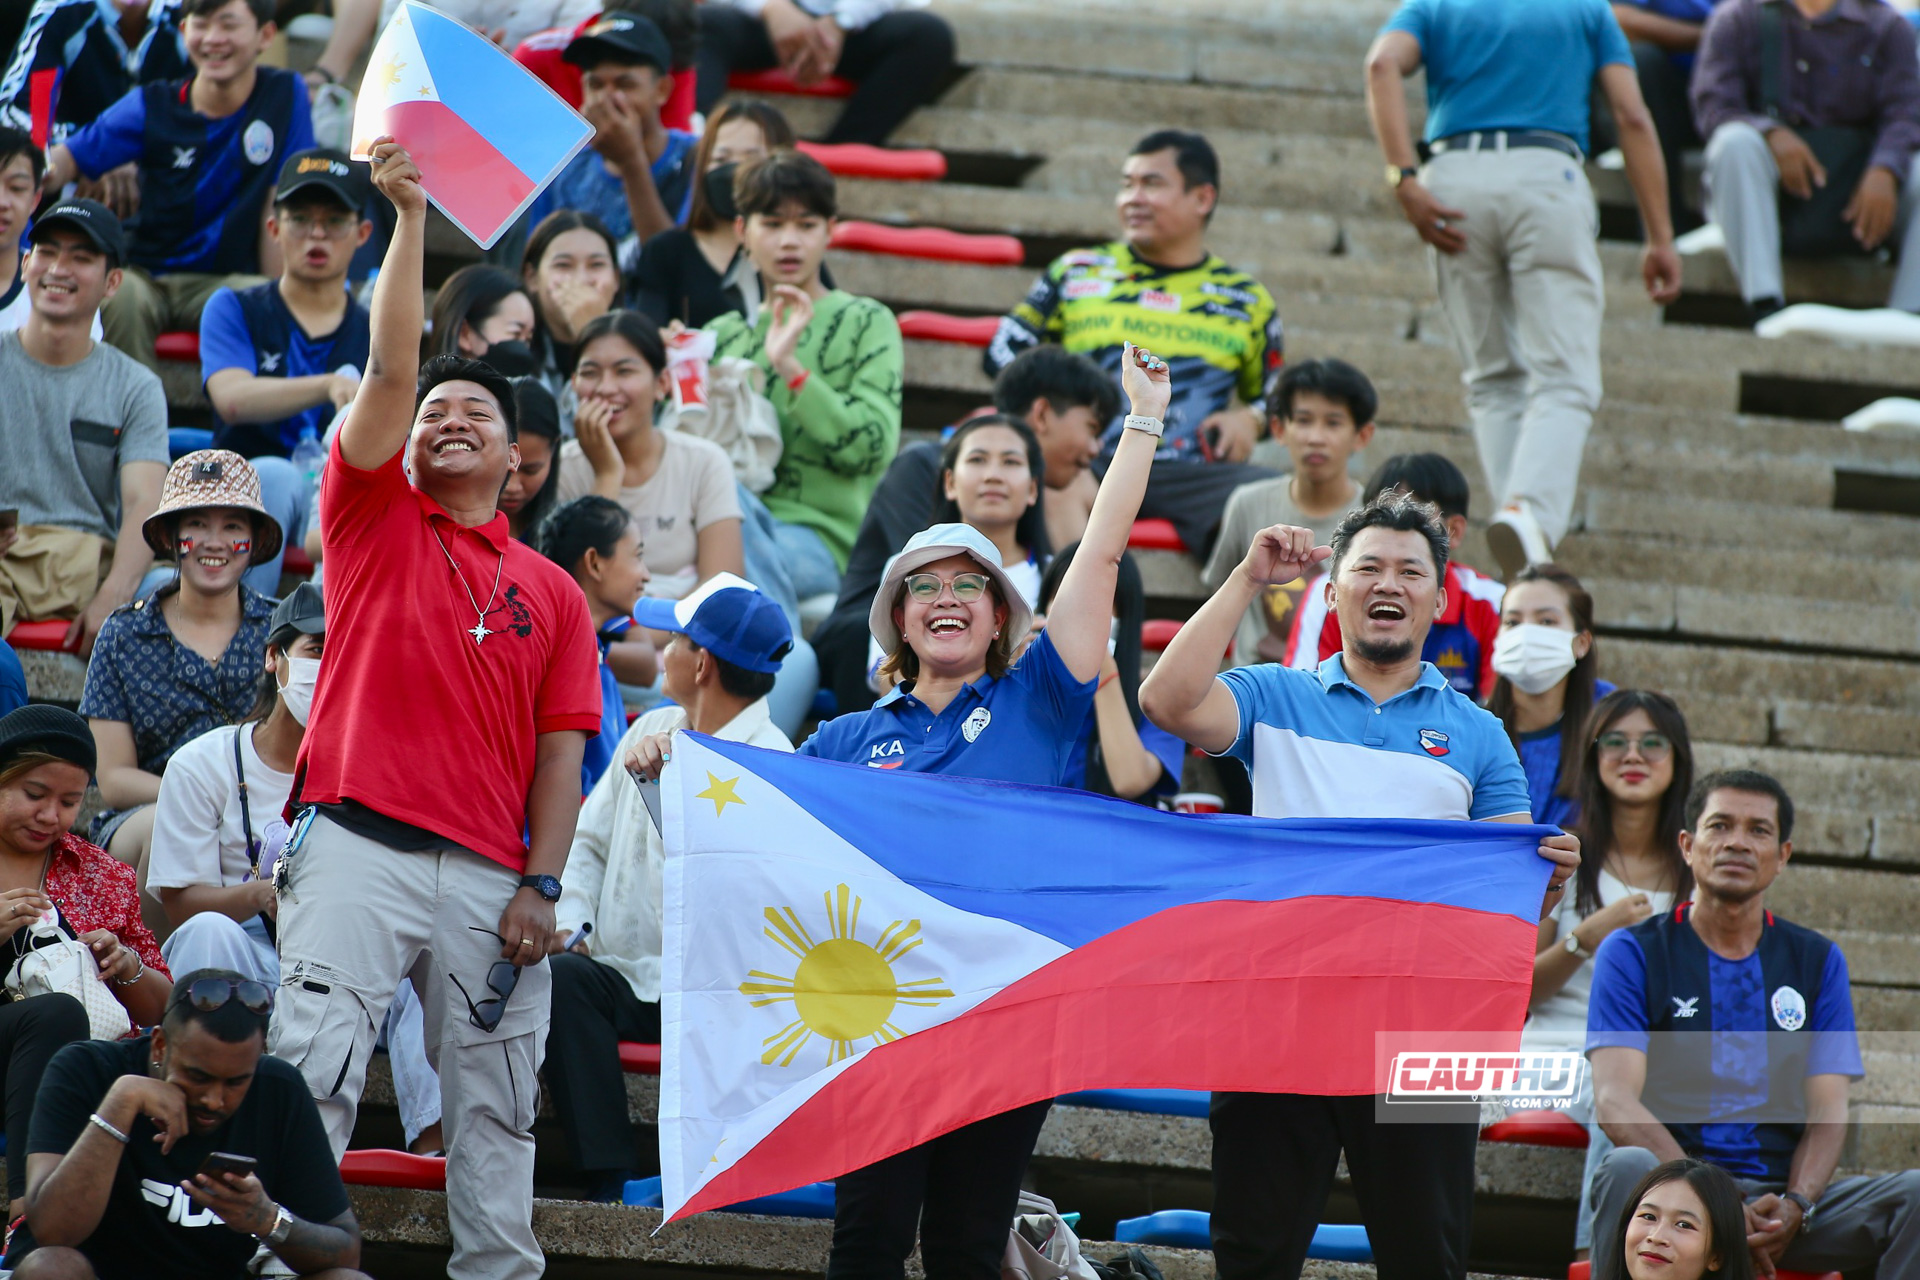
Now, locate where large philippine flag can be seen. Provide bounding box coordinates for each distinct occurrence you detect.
[349,1,591,248]
[659,733,1556,1221]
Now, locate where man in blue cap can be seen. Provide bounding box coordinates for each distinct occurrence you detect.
[548,572,793,1199]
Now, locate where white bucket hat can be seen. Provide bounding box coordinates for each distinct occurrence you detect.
[867,522,1033,655]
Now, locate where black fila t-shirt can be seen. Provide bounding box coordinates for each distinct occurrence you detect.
[7,1035,349,1280]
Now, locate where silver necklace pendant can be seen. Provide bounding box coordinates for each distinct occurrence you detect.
[469,620,492,644]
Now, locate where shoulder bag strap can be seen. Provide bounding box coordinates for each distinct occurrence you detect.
[233,723,259,877]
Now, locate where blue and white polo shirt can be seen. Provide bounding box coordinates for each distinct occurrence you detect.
[1217,655,1531,821]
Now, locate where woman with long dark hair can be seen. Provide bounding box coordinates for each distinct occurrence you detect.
[521,209,623,394]
[539,496,653,794]
[1595,1158,1753,1280]
[1486,563,1608,830]
[631,99,796,328]
[499,378,569,545]
[863,413,1050,692]
[1038,544,1183,802]
[1526,688,1695,1257]
[427,264,539,375]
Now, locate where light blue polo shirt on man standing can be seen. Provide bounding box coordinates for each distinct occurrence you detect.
[1218,655,1531,822]
[1383,0,1634,153]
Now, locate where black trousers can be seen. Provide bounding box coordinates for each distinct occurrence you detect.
[827,1101,1051,1280]
[0,994,90,1200]
[1632,41,1704,233]
[1209,1092,1478,1280]
[543,952,661,1175]
[695,7,957,145]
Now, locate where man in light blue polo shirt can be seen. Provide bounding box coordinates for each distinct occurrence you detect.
[1142,491,1580,1280]
[1363,0,1681,579]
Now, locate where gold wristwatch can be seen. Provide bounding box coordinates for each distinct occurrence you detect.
[1386,164,1418,188]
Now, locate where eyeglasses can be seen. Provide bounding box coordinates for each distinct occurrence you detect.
[1596,731,1673,760]
[903,572,990,603]
[450,928,522,1033]
[167,977,273,1017]
[282,211,359,238]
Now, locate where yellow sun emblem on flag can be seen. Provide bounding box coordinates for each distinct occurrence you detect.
[373,56,406,90]
[739,884,954,1067]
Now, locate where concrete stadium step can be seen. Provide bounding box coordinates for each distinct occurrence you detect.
[935,0,1398,95]
[1559,534,1920,607]
[350,1186,1434,1280]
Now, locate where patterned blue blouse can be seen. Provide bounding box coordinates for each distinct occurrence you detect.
[78,585,276,774]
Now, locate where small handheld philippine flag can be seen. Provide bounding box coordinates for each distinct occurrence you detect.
[350,1,592,249]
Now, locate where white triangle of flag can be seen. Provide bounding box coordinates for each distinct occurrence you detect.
[350,2,440,159]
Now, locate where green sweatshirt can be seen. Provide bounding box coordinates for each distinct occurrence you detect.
[706,290,903,568]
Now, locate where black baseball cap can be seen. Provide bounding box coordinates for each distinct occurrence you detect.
[563,13,671,72]
[267,581,325,649]
[29,198,125,267]
[275,148,371,210]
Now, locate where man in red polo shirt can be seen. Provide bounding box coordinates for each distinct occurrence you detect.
[268,137,601,1280]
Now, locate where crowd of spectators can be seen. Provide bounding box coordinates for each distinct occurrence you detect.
[2,0,1919,1277]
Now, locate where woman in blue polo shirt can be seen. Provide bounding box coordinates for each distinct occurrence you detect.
[799,344,1168,1280]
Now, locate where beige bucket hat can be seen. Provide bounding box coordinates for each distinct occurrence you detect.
[141,450,285,563]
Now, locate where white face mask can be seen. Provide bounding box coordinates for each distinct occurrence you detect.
[277,656,321,725]
[1491,623,1578,695]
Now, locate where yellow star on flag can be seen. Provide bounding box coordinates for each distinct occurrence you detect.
[698,773,745,816]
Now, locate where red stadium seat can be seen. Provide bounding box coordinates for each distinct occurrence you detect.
[895,311,998,347]
[281,546,313,576]
[339,1149,446,1190]
[796,141,947,182]
[1128,519,1189,554]
[1480,1109,1589,1148]
[155,331,199,362]
[5,620,75,652]
[727,68,854,97]
[619,1041,662,1074]
[1142,619,1182,653]
[830,220,1023,266]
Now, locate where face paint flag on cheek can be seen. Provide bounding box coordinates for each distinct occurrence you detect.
[232,540,253,556]
[177,537,194,555]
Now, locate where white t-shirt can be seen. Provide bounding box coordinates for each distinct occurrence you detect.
[555,431,744,601]
[148,722,296,891]
[1521,866,1678,1054]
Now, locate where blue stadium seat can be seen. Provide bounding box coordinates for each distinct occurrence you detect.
[169,427,215,460]
[622,1175,836,1218]
[1115,1211,1371,1262]
[1056,1088,1210,1119]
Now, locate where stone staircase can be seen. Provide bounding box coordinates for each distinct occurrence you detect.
[69,0,1920,1274]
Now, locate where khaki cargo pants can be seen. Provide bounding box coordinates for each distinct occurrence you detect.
[0,525,112,635]
[269,812,552,1280]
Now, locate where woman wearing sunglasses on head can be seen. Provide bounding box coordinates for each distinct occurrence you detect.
[0,705,171,1222]
[632,344,1166,1280]
[1524,688,1695,1258]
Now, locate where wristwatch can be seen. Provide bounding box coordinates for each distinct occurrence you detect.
[1563,931,1592,960]
[1783,1191,1816,1226]
[256,1202,295,1246]
[1122,414,1164,438]
[519,874,562,902]
[1386,164,1418,188]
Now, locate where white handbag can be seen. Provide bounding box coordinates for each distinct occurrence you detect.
[5,907,133,1040]
[1003,1191,1101,1280]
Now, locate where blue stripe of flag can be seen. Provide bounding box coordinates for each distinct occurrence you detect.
[690,736,1556,948]
[408,2,589,183]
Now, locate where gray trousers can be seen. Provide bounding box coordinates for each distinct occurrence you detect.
[268,813,552,1280]
[1423,142,1605,545]
[1591,1144,1920,1277]
[1703,121,1920,310]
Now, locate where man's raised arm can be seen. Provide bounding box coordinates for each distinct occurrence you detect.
[338,138,428,473]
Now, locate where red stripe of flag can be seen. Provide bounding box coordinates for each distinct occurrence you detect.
[677,895,1533,1218]
[383,100,536,241]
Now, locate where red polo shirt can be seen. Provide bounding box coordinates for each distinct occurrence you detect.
[293,436,602,872]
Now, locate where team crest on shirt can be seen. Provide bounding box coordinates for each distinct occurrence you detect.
[961,707,992,743]
[243,119,276,165]
[1418,729,1450,757]
[1771,986,1807,1031]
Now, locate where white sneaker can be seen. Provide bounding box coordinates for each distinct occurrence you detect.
[1486,504,1552,578]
